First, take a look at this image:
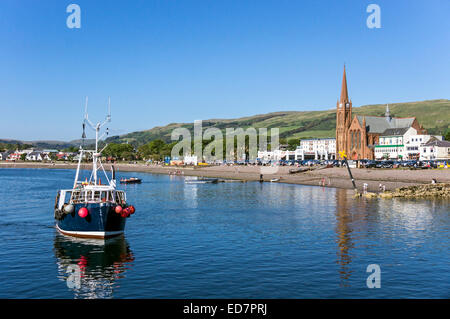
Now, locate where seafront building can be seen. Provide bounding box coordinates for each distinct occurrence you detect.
[374,127,417,160]
[26,151,50,161]
[0,148,64,161]
[257,150,295,162]
[374,128,447,160]
[294,138,336,160]
[256,138,336,161]
[419,138,450,160]
[404,134,435,160]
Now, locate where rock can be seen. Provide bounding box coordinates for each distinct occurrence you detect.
[363,192,378,199]
[378,183,450,199]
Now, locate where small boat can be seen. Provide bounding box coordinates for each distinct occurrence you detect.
[270,178,281,182]
[289,167,309,174]
[120,177,142,184]
[185,177,219,184]
[54,99,136,239]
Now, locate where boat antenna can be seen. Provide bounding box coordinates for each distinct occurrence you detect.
[81,96,88,148]
[107,96,111,121]
[106,96,111,137]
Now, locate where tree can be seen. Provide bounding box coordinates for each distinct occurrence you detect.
[445,129,450,141]
[138,139,166,160]
[62,146,79,153]
[20,153,27,161]
[287,138,300,151]
[49,153,58,161]
[103,143,135,161]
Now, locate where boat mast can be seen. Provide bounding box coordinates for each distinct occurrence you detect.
[83,97,111,185]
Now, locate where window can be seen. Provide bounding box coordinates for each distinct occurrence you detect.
[71,190,87,203]
[93,191,101,201]
[357,131,361,149]
[63,191,72,204]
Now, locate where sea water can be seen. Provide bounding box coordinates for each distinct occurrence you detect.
[0,168,448,298]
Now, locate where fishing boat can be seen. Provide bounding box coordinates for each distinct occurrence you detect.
[54,98,136,239]
[120,177,142,184]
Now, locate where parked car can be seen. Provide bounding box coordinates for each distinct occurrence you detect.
[375,160,394,168]
[362,160,377,168]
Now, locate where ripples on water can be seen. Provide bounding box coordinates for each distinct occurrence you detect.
[0,168,448,298]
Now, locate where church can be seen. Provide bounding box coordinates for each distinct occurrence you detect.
[335,66,427,160]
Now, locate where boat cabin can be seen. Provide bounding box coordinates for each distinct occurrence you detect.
[55,186,126,211]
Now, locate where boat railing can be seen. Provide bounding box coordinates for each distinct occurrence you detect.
[69,189,126,205]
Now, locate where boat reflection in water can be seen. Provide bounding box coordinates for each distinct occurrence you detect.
[53,233,134,298]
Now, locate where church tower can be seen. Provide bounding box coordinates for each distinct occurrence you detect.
[336,65,352,158]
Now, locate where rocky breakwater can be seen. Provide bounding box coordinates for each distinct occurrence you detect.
[362,183,450,199]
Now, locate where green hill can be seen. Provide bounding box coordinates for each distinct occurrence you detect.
[0,139,95,150]
[105,99,449,146]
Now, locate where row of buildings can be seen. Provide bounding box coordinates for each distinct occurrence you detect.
[334,65,450,161]
[258,66,450,162]
[0,149,78,162]
[257,130,449,162]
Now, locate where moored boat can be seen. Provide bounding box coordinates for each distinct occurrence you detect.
[120,177,142,184]
[54,98,136,239]
[185,177,219,184]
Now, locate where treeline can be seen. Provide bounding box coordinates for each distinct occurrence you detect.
[101,136,300,162]
[102,140,177,161]
[0,143,33,152]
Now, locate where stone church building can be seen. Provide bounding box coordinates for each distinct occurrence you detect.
[335,66,427,160]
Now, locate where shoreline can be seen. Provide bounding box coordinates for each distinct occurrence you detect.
[2,162,449,192]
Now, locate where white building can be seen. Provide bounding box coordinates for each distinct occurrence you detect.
[26,151,50,161]
[257,150,295,162]
[374,127,417,160]
[374,127,446,161]
[0,151,12,160]
[403,134,439,160]
[419,138,450,161]
[183,155,198,165]
[294,138,336,160]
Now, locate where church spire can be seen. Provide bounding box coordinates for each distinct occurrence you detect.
[340,64,349,103]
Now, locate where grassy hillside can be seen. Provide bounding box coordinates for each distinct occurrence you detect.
[0,139,95,150]
[105,99,450,146]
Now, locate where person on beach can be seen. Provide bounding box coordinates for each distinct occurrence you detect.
[363,183,368,194]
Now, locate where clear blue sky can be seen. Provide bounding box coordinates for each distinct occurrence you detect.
[1,0,449,141]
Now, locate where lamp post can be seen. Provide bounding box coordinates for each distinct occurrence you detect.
[339,150,358,192]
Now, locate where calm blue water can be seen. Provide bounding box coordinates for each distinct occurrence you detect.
[0,168,448,299]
